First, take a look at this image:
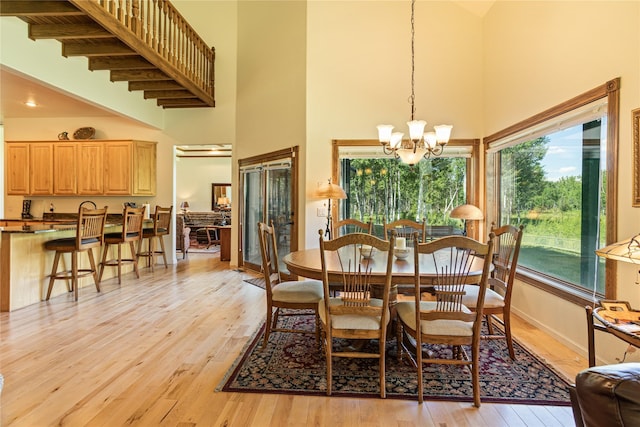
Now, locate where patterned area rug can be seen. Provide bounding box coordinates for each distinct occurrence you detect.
[219,313,572,405]
[188,239,221,254]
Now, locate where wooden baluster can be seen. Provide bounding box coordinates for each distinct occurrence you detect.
[132,0,141,36]
[162,0,168,58]
[140,0,153,47]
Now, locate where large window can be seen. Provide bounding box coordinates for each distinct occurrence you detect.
[333,140,481,239]
[486,79,620,303]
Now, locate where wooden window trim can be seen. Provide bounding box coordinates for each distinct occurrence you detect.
[485,78,620,303]
[331,138,482,240]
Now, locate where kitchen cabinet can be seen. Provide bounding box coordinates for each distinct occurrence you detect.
[104,140,156,196]
[5,143,30,195]
[5,140,156,196]
[6,142,54,195]
[104,141,131,195]
[53,143,77,195]
[29,143,54,195]
[77,142,104,195]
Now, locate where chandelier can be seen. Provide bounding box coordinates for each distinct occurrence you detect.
[377,0,452,166]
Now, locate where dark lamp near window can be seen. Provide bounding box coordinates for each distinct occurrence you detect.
[315,179,347,239]
[450,204,484,236]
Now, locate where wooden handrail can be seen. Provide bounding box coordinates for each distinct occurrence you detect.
[72,0,215,105]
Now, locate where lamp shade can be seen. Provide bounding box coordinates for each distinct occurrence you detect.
[450,204,484,221]
[217,197,230,205]
[595,235,640,264]
[315,182,347,200]
[180,201,189,209]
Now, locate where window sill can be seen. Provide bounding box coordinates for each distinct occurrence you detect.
[515,267,602,307]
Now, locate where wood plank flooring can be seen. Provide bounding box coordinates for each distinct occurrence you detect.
[0,253,585,426]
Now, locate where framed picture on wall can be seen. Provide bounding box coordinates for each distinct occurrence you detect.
[212,183,231,210]
[634,108,640,207]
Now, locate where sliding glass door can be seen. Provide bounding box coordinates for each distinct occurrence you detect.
[239,147,298,277]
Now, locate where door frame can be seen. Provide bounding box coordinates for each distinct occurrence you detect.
[238,146,299,279]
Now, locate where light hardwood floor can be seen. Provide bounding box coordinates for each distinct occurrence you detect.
[0,253,585,426]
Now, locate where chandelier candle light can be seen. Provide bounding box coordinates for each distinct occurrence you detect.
[377,0,452,166]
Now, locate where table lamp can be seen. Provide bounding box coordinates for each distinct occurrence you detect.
[180,201,190,213]
[450,204,484,236]
[315,178,347,239]
[217,197,230,208]
[596,233,640,284]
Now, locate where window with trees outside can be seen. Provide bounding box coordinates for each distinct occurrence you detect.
[485,78,620,304]
[333,140,481,240]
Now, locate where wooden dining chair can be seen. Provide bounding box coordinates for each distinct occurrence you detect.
[396,232,494,407]
[318,230,396,398]
[98,205,146,284]
[383,217,426,243]
[461,223,524,360]
[332,218,373,238]
[258,221,323,349]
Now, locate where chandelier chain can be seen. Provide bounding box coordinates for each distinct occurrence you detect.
[410,0,416,121]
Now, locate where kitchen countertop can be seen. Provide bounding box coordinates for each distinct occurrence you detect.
[0,224,79,233]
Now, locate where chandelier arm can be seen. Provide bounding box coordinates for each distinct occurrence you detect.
[381,144,396,156]
[431,145,445,156]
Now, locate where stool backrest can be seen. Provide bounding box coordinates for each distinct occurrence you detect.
[153,206,173,236]
[121,206,146,242]
[77,206,108,250]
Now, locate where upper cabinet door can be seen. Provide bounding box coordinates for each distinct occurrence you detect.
[77,142,104,195]
[5,143,30,195]
[103,141,132,195]
[29,143,54,195]
[53,143,77,195]
[132,141,157,196]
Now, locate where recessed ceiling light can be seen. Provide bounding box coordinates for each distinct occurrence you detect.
[25,101,37,108]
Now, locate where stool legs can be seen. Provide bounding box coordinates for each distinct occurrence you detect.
[99,242,141,284]
[46,249,100,302]
[137,236,167,272]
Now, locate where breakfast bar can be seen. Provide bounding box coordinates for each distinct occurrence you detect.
[0,221,123,312]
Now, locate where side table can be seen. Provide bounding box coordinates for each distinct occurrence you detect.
[218,225,231,261]
[586,300,640,367]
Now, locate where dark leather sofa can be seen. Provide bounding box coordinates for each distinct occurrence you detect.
[570,363,640,426]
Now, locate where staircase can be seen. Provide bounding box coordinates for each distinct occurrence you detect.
[0,0,215,109]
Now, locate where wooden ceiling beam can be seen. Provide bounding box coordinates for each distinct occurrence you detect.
[0,1,83,16]
[143,90,195,100]
[29,23,112,39]
[89,56,155,71]
[62,40,136,57]
[158,99,208,107]
[110,69,171,82]
[128,81,185,91]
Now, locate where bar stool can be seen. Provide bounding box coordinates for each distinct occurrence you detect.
[137,206,172,271]
[45,206,108,301]
[98,206,146,284]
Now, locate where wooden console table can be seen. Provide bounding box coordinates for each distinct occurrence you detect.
[586,301,640,367]
[218,226,231,261]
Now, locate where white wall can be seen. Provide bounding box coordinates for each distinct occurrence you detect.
[176,157,232,212]
[305,1,484,248]
[483,0,640,364]
[235,1,308,257]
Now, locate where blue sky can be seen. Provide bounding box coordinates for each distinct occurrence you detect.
[541,122,607,181]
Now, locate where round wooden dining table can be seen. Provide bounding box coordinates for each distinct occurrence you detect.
[282,247,489,289]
